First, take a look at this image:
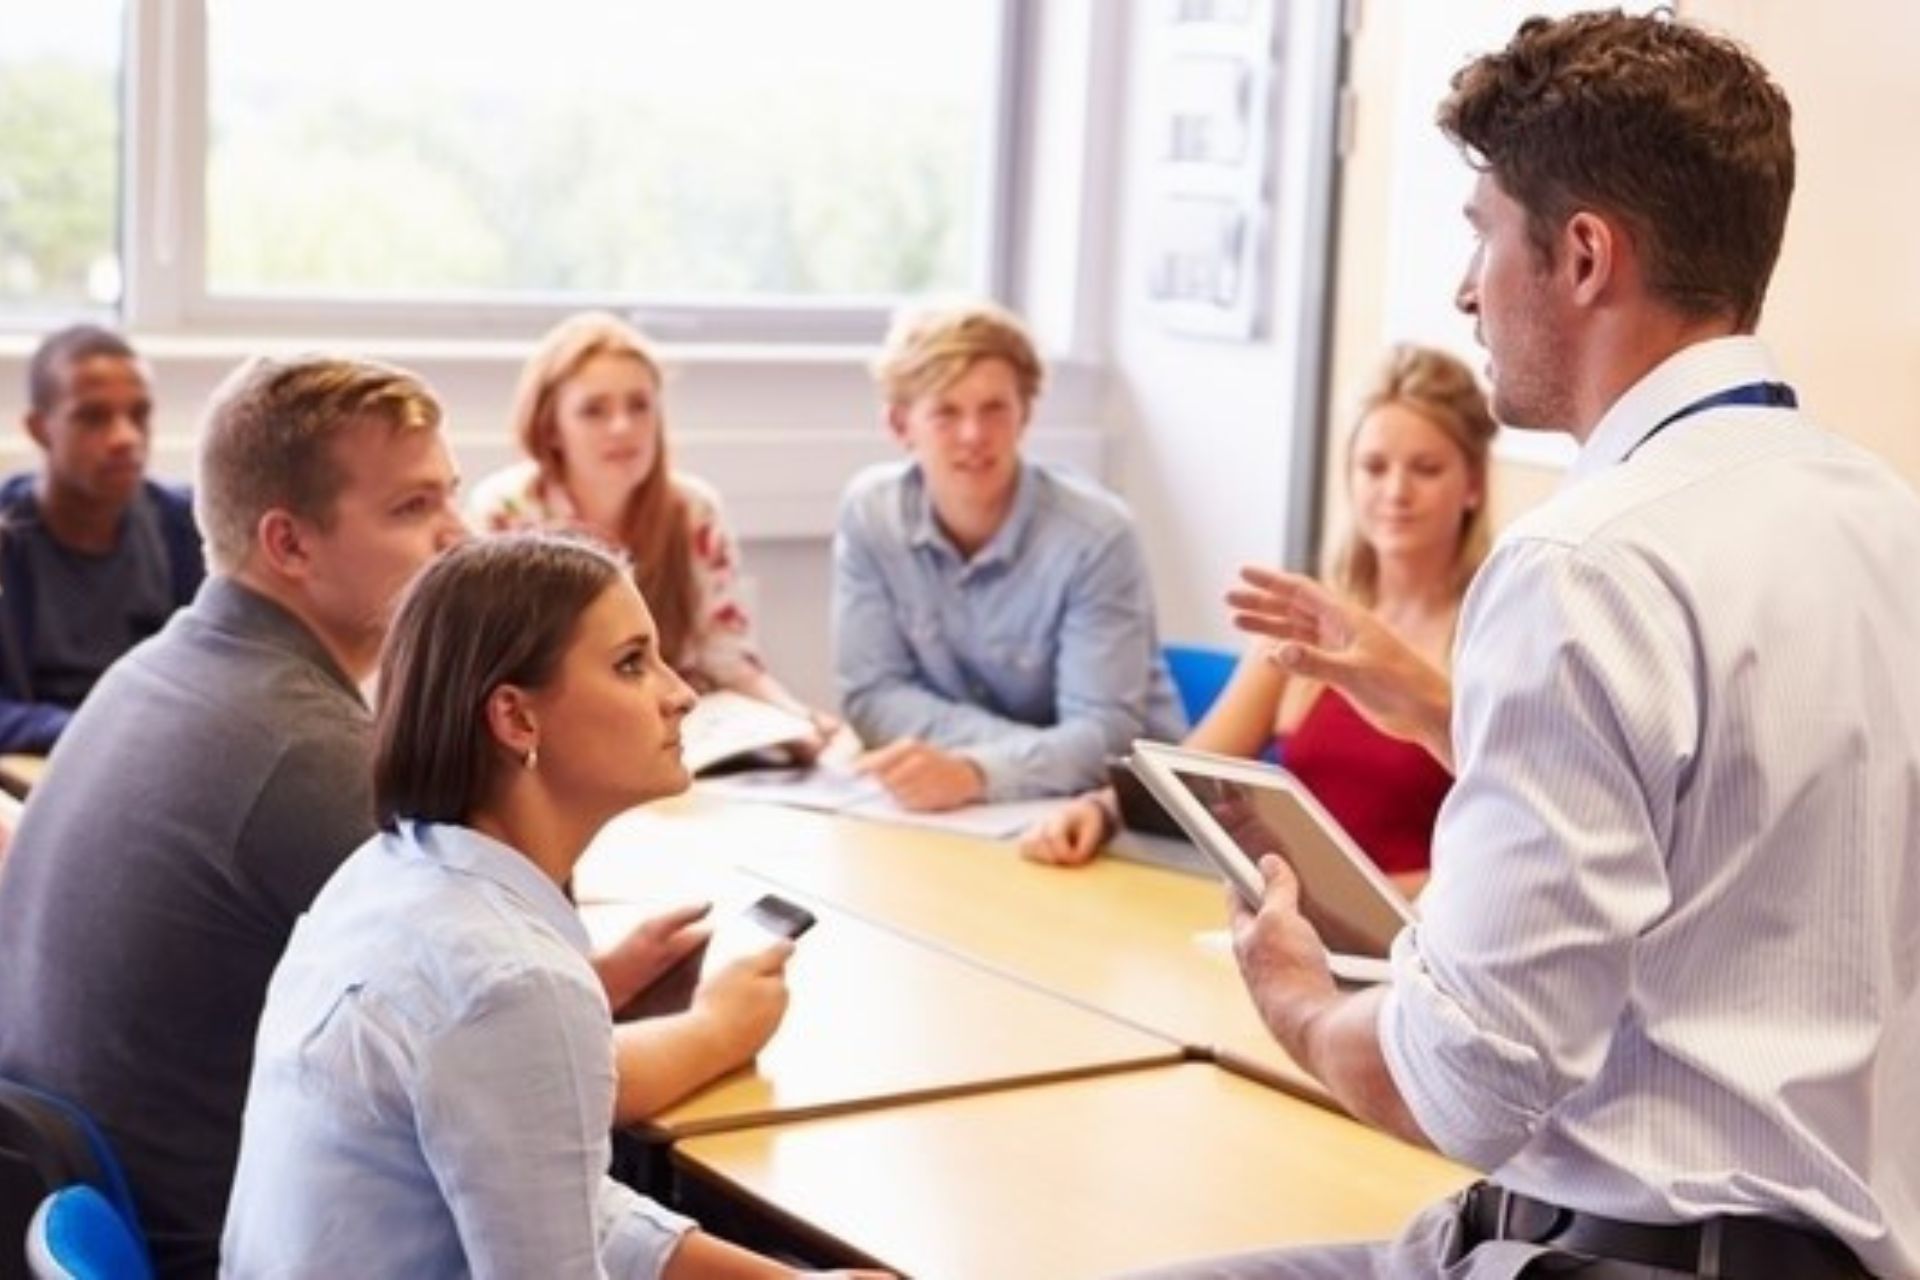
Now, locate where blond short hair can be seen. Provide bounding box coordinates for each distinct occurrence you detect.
[195,356,443,573]
[872,300,1044,408]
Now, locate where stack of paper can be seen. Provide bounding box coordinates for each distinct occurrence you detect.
[698,767,1068,840]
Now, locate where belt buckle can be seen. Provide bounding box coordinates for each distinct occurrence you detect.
[1492,1186,1573,1246]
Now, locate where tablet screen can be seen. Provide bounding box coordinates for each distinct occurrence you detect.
[1106,757,1189,840]
[1163,764,1407,960]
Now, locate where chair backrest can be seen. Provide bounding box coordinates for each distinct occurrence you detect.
[26,1186,151,1280]
[0,1080,147,1280]
[1162,643,1238,725]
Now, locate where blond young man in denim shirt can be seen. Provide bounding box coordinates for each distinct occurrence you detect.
[832,302,1182,811]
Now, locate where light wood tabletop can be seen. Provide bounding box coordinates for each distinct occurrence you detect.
[0,753,46,794]
[674,1061,1474,1280]
[577,792,1323,1099]
[580,873,1183,1139]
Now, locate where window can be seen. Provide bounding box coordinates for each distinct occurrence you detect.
[8,0,1022,341]
[0,0,124,320]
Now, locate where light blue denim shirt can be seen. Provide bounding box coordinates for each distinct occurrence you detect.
[221,822,693,1279]
[831,459,1184,801]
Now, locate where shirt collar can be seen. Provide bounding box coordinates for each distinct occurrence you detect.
[196,576,365,705]
[905,460,1037,571]
[1564,335,1785,487]
[401,821,593,956]
[18,478,151,544]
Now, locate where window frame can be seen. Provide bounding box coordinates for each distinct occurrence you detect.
[116,0,1029,344]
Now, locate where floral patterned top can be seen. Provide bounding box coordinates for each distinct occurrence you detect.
[464,461,764,690]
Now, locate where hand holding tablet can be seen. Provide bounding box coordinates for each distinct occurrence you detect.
[1126,740,1414,984]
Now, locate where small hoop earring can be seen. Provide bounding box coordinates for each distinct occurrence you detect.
[524,744,539,770]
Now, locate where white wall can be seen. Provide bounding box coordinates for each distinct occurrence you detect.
[1326,0,1920,537]
[1105,0,1342,647]
[1701,0,1920,484]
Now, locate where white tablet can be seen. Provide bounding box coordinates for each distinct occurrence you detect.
[1126,740,1415,984]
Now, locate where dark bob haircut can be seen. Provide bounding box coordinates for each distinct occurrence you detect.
[372,532,628,830]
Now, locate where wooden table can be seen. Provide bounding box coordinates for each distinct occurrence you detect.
[0,753,45,796]
[578,793,1322,1098]
[673,1062,1473,1280]
[579,871,1182,1140]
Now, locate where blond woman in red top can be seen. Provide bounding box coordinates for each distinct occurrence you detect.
[1021,345,1496,896]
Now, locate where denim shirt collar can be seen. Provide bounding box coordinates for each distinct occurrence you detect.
[905,460,1038,574]
[398,820,593,958]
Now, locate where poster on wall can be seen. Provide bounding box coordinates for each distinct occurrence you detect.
[1142,0,1286,341]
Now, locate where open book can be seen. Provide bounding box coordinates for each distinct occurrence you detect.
[679,690,818,776]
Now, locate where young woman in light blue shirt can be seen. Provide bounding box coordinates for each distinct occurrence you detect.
[222,534,883,1278]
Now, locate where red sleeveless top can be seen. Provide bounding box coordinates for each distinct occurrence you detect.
[1275,689,1452,876]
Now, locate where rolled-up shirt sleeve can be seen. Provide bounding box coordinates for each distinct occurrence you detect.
[1379,535,1698,1171]
[416,965,694,1279]
[597,1179,695,1279]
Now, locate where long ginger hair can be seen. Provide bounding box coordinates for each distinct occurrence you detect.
[509,313,695,666]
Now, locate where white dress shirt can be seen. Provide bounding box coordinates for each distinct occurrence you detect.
[221,821,693,1279]
[1380,337,1920,1277]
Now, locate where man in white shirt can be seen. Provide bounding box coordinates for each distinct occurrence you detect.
[1157,12,1920,1279]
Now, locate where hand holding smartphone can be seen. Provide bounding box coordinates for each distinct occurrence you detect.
[740,893,817,941]
[617,894,814,1020]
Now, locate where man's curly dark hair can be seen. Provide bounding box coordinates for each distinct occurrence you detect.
[1439,9,1793,330]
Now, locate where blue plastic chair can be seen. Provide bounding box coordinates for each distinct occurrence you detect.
[1162,643,1239,725]
[26,1185,151,1280]
[0,1078,151,1280]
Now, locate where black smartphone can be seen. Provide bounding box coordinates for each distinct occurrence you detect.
[743,893,817,940]
[616,895,815,1022]
[617,937,708,1022]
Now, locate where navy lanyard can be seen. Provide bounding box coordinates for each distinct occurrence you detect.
[1626,381,1798,459]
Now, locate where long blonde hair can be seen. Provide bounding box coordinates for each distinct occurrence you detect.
[508,313,695,666]
[1327,345,1497,608]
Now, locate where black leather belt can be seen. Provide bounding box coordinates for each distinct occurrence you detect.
[1458,1181,1871,1278]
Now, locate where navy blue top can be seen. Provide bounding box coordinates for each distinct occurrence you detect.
[0,472,205,753]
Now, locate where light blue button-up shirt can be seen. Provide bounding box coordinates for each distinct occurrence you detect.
[1381,338,1920,1276]
[831,459,1185,801]
[221,822,693,1279]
